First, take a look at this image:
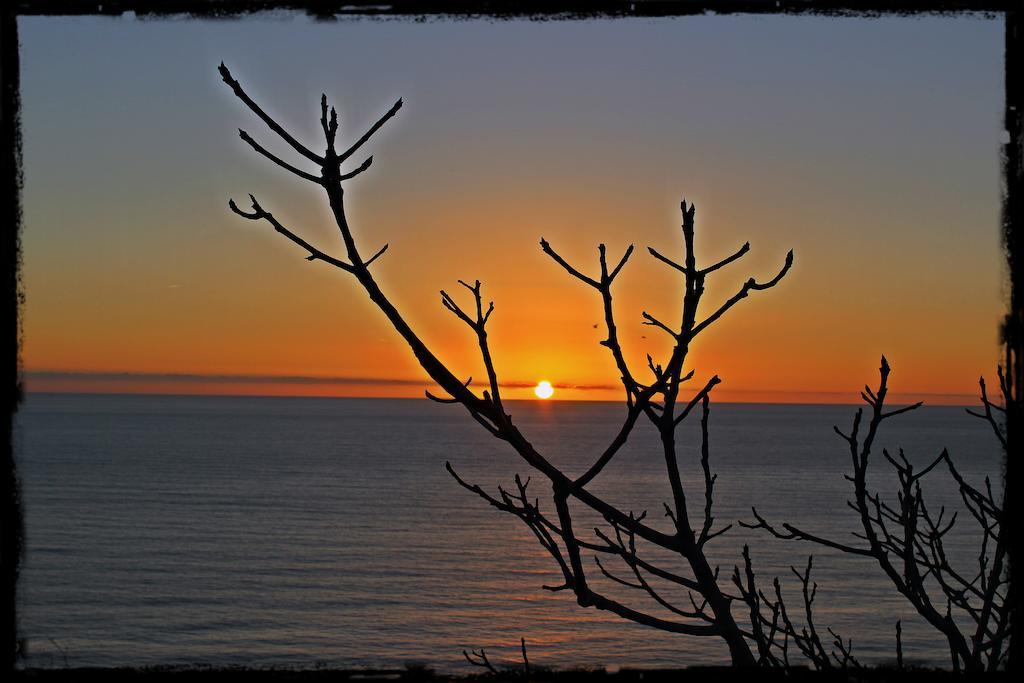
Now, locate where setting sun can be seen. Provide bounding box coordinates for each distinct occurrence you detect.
[534,381,554,399]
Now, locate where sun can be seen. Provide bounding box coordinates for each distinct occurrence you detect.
[534,380,554,399]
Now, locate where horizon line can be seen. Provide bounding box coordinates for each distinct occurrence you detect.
[21,369,980,403]
[22,389,980,409]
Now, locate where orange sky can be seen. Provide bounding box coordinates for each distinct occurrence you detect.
[18,15,1006,405]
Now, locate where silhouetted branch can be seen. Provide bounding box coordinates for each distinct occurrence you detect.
[697,396,731,547]
[966,376,1008,452]
[828,627,859,669]
[224,64,502,419]
[337,98,403,165]
[539,238,600,289]
[732,546,863,670]
[731,545,779,666]
[641,311,678,339]
[363,243,389,268]
[441,280,503,415]
[237,129,323,183]
[673,375,721,427]
[700,242,751,275]
[600,515,716,622]
[647,246,687,275]
[744,358,1009,672]
[424,392,459,404]
[521,638,530,678]
[319,94,338,149]
[588,532,695,591]
[339,156,374,181]
[425,376,471,404]
[691,250,794,338]
[792,558,830,668]
[648,240,753,279]
[463,648,497,674]
[540,239,665,486]
[608,244,634,281]
[572,405,643,490]
[222,71,811,667]
[897,620,904,670]
[228,195,354,272]
[219,63,324,165]
[741,508,872,557]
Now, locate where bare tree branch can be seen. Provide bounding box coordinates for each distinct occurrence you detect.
[337,99,403,165]
[691,250,793,337]
[228,195,354,272]
[238,129,323,184]
[744,358,1008,672]
[540,238,600,289]
[222,71,820,668]
[463,648,497,674]
[219,63,324,165]
[339,156,375,182]
[700,242,751,275]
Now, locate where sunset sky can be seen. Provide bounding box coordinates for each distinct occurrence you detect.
[18,12,1005,403]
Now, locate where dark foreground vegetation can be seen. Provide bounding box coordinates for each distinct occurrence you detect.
[8,664,1016,683]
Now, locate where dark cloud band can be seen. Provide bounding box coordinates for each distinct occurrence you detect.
[23,371,619,392]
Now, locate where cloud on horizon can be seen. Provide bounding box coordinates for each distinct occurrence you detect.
[22,370,621,392]
[21,371,977,403]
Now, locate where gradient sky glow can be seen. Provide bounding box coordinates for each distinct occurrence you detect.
[19,13,1006,402]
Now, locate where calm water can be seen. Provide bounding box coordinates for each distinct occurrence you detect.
[15,393,1003,671]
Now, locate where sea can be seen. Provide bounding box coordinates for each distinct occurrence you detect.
[14,393,1004,671]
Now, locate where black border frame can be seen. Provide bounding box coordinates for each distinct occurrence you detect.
[2,1,1020,675]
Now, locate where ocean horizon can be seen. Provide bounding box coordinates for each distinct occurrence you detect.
[19,388,978,407]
